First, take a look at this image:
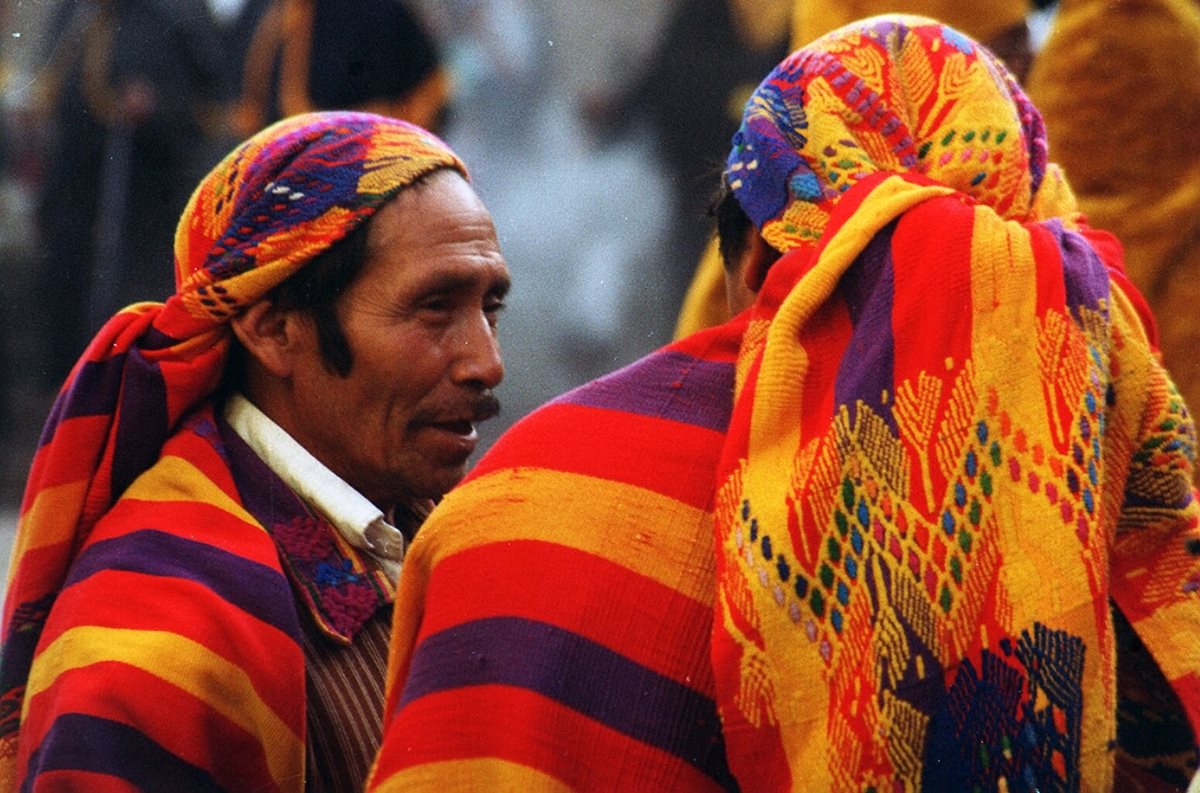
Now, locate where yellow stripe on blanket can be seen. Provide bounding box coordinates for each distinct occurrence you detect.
[411,467,716,606]
[373,758,573,793]
[121,456,259,528]
[24,625,302,788]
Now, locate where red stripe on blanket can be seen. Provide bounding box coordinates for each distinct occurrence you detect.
[376,685,728,791]
[473,405,727,510]
[417,540,716,689]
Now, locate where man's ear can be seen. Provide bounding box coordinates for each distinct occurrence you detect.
[726,228,780,314]
[229,300,301,378]
[741,230,778,293]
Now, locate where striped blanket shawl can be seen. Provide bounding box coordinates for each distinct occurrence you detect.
[0,113,458,790]
[371,175,1200,792]
[8,402,396,790]
[368,320,746,791]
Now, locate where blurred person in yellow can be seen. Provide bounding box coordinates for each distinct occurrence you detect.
[675,0,1036,339]
[1026,0,1200,458]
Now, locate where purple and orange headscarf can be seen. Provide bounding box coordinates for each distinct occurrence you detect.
[0,112,465,760]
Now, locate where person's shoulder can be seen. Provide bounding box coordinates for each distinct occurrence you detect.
[85,406,285,576]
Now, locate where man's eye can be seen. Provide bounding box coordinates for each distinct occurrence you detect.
[485,300,506,327]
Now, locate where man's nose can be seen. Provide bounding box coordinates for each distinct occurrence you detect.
[452,313,504,389]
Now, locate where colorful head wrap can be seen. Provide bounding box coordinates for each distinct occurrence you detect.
[710,16,1200,790]
[727,15,1052,255]
[672,3,1037,342]
[0,111,465,761]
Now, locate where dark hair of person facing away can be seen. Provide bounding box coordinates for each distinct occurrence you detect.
[711,183,753,272]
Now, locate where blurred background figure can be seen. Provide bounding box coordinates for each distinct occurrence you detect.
[581,0,791,306]
[1026,0,1200,445]
[232,0,452,137]
[30,0,231,392]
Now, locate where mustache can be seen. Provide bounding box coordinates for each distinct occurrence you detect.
[472,392,501,423]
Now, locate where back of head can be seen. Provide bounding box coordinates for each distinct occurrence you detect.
[727,15,1055,257]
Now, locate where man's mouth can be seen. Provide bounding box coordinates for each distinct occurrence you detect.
[424,393,501,438]
[435,419,477,437]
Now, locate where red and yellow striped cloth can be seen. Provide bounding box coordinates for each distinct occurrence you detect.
[0,112,464,790]
[369,321,746,791]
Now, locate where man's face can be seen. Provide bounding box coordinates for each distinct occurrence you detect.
[284,171,509,509]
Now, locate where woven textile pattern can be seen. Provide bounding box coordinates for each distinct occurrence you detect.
[728,16,1048,255]
[368,323,746,791]
[712,18,1200,792]
[0,111,463,788]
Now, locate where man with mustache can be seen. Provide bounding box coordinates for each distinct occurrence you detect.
[0,112,509,791]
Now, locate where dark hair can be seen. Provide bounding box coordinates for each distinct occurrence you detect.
[267,217,372,377]
[710,183,754,272]
[222,216,370,393]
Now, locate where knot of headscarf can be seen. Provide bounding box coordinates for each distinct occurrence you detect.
[0,112,465,763]
[727,15,1049,255]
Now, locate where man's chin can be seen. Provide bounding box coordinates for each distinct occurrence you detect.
[404,463,471,503]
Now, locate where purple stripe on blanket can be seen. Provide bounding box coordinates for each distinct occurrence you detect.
[219,416,311,531]
[553,350,734,433]
[22,713,223,793]
[399,616,735,786]
[63,529,299,639]
[37,354,129,447]
[110,348,169,501]
[836,221,898,433]
[1048,220,1110,318]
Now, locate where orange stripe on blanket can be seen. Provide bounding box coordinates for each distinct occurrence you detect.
[372,757,572,792]
[409,468,717,604]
